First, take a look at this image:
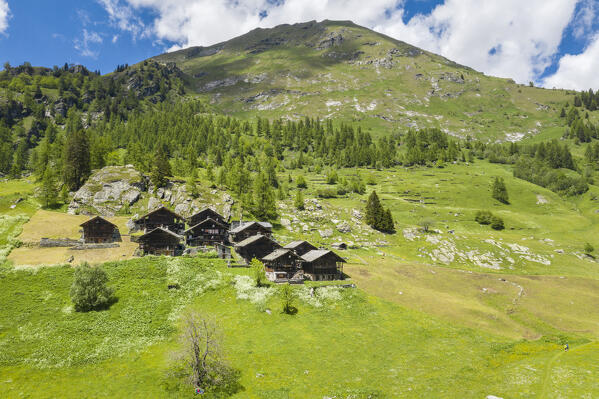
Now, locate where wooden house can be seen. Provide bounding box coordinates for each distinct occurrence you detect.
[301,250,346,281]
[80,216,120,243]
[234,234,280,264]
[262,248,303,282]
[133,206,185,234]
[283,240,318,257]
[229,221,272,243]
[184,218,229,247]
[137,227,183,256]
[188,208,229,228]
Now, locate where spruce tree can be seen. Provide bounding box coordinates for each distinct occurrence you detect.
[294,189,305,210]
[365,190,384,228]
[492,177,509,204]
[63,130,91,191]
[382,208,395,233]
[252,171,277,221]
[150,147,171,188]
[39,168,58,208]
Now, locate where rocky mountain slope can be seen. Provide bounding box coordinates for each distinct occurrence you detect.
[153,20,572,142]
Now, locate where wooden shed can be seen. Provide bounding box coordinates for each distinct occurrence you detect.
[234,234,280,264]
[184,217,229,247]
[188,208,229,228]
[262,248,303,282]
[80,216,120,243]
[229,221,272,243]
[283,240,318,257]
[301,250,346,281]
[133,206,185,234]
[137,227,183,256]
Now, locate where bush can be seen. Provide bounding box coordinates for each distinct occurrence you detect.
[250,258,267,287]
[70,263,114,312]
[296,175,307,189]
[490,216,505,230]
[316,188,337,198]
[326,170,338,185]
[584,242,594,255]
[475,210,493,225]
[280,284,297,314]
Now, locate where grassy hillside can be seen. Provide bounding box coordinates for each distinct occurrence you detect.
[154,20,574,142]
[2,256,597,398]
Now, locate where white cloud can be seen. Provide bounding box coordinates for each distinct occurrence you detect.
[0,0,10,35]
[74,29,104,58]
[543,34,599,90]
[99,0,598,89]
[96,0,146,38]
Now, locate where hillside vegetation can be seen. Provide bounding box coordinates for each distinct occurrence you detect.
[2,19,599,398]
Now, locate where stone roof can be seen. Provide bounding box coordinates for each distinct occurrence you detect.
[301,249,346,263]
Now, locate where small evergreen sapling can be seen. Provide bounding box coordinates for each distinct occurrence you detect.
[492,177,509,204]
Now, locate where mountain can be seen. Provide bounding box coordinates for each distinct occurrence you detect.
[153,20,572,142]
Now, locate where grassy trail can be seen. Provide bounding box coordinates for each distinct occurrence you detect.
[540,341,596,398]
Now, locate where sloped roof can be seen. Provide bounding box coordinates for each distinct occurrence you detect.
[134,206,183,223]
[301,249,346,263]
[230,221,272,234]
[138,227,183,241]
[234,234,279,248]
[184,217,228,233]
[190,207,226,220]
[80,215,117,228]
[284,240,316,250]
[262,248,299,262]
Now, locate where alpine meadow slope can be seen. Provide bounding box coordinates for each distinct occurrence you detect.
[154,20,573,143]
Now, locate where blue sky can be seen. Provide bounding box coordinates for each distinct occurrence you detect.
[0,0,598,89]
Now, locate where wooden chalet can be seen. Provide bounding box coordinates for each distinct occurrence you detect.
[188,208,229,228]
[301,250,346,281]
[133,206,185,234]
[234,234,280,264]
[184,218,229,247]
[229,221,272,243]
[80,216,120,243]
[137,227,183,256]
[262,248,303,282]
[283,240,318,257]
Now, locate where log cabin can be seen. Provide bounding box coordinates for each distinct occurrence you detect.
[229,221,273,243]
[188,207,229,228]
[80,216,120,243]
[234,234,280,264]
[283,240,318,257]
[301,250,346,281]
[137,227,183,256]
[262,248,303,282]
[133,206,185,234]
[184,217,229,247]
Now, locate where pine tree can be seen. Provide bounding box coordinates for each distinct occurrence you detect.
[150,147,171,188]
[63,130,91,191]
[186,168,199,198]
[39,167,58,208]
[365,190,384,228]
[492,177,509,204]
[294,189,305,210]
[252,171,278,221]
[382,208,395,233]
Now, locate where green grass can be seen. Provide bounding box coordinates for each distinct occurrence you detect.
[1,257,597,398]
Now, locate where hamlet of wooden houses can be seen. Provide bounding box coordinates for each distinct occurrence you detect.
[77,205,346,283]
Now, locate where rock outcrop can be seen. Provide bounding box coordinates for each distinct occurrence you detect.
[68,165,147,216]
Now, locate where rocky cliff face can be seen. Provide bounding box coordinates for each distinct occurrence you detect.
[68,165,147,216]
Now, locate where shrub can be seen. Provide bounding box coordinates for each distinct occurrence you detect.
[70,263,114,312]
[296,175,307,189]
[316,188,337,198]
[280,284,296,314]
[250,258,267,287]
[490,216,505,230]
[475,210,493,225]
[584,242,594,255]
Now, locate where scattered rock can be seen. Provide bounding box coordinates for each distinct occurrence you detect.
[336,221,352,233]
[147,197,162,211]
[66,255,74,263]
[319,228,333,238]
